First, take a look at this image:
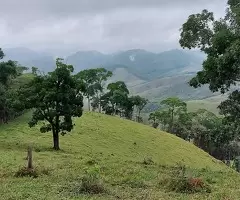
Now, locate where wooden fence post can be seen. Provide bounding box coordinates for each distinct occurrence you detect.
[27,146,33,169]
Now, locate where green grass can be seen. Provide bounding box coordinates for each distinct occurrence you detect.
[187,94,228,115]
[0,112,240,199]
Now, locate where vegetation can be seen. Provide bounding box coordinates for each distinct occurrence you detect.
[21,58,85,150]
[149,97,236,162]
[1,112,240,200]
[178,0,240,165]
[2,1,240,198]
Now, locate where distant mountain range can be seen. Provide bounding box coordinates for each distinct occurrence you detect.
[2,47,213,102]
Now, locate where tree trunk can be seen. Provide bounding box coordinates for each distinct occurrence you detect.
[170,108,174,133]
[98,95,102,113]
[138,109,141,122]
[88,97,91,111]
[53,131,60,150]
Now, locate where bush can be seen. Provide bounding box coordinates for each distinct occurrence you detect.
[159,164,211,193]
[143,157,154,165]
[70,165,106,195]
[15,167,38,178]
[15,166,51,178]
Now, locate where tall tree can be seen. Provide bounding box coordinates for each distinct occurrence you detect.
[161,97,187,133]
[75,69,98,111]
[0,48,4,59]
[179,1,240,157]
[132,95,148,122]
[93,68,112,112]
[179,1,240,93]
[0,51,21,123]
[24,58,84,150]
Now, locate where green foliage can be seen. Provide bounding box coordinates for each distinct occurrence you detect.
[76,68,112,111]
[132,95,148,122]
[0,48,4,59]
[31,66,38,75]
[1,111,239,199]
[180,1,240,93]
[160,97,187,133]
[0,49,29,123]
[22,58,84,150]
[149,97,235,161]
[76,165,106,195]
[179,1,240,162]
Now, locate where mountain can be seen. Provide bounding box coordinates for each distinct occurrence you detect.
[66,49,204,80]
[2,47,212,102]
[2,47,55,72]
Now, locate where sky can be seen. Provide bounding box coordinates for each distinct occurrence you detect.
[0,0,227,55]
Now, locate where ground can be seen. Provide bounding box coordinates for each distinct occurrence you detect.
[0,112,240,200]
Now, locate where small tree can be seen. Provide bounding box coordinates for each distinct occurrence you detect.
[101,81,129,115]
[31,67,38,75]
[161,97,187,133]
[94,68,112,112]
[148,112,160,128]
[24,58,84,150]
[132,96,148,122]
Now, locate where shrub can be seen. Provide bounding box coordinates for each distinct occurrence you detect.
[143,157,154,165]
[15,167,38,178]
[159,164,211,193]
[15,166,51,178]
[70,165,106,195]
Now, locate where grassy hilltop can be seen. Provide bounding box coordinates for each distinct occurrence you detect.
[0,112,240,200]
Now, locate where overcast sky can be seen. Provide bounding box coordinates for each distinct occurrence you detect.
[0,0,227,55]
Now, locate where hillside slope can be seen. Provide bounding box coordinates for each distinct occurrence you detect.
[0,112,239,199]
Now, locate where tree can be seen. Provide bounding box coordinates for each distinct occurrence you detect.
[0,53,22,123]
[179,1,240,159]
[101,81,129,115]
[132,95,148,122]
[0,48,4,59]
[24,58,84,150]
[161,97,187,133]
[92,68,112,112]
[179,1,240,93]
[75,69,98,111]
[31,67,38,75]
[148,111,160,128]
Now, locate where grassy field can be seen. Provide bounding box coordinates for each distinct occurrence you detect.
[187,94,228,115]
[0,112,240,199]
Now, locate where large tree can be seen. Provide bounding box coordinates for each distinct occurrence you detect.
[91,68,112,112]
[75,68,112,112]
[179,0,240,147]
[24,58,84,150]
[0,49,26,123]
[179,1,240,93]
[101,81,129,115]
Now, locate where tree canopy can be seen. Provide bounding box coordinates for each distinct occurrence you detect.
[23,58,84,150]
[179,1,240,93]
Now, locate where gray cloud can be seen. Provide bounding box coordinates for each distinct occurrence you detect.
[0,0,227,55]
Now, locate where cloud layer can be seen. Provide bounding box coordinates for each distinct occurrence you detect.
[0,0,227,55]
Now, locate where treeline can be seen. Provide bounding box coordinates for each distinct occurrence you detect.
[149,97,237,163]
[76,68,148,121]
[0,49,30,123]
[0,49,148,150]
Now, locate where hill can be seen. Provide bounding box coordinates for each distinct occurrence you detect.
[67,49,204,80]
[1,47,229,103]
[187,94,229,115]
[0,112,240,199]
